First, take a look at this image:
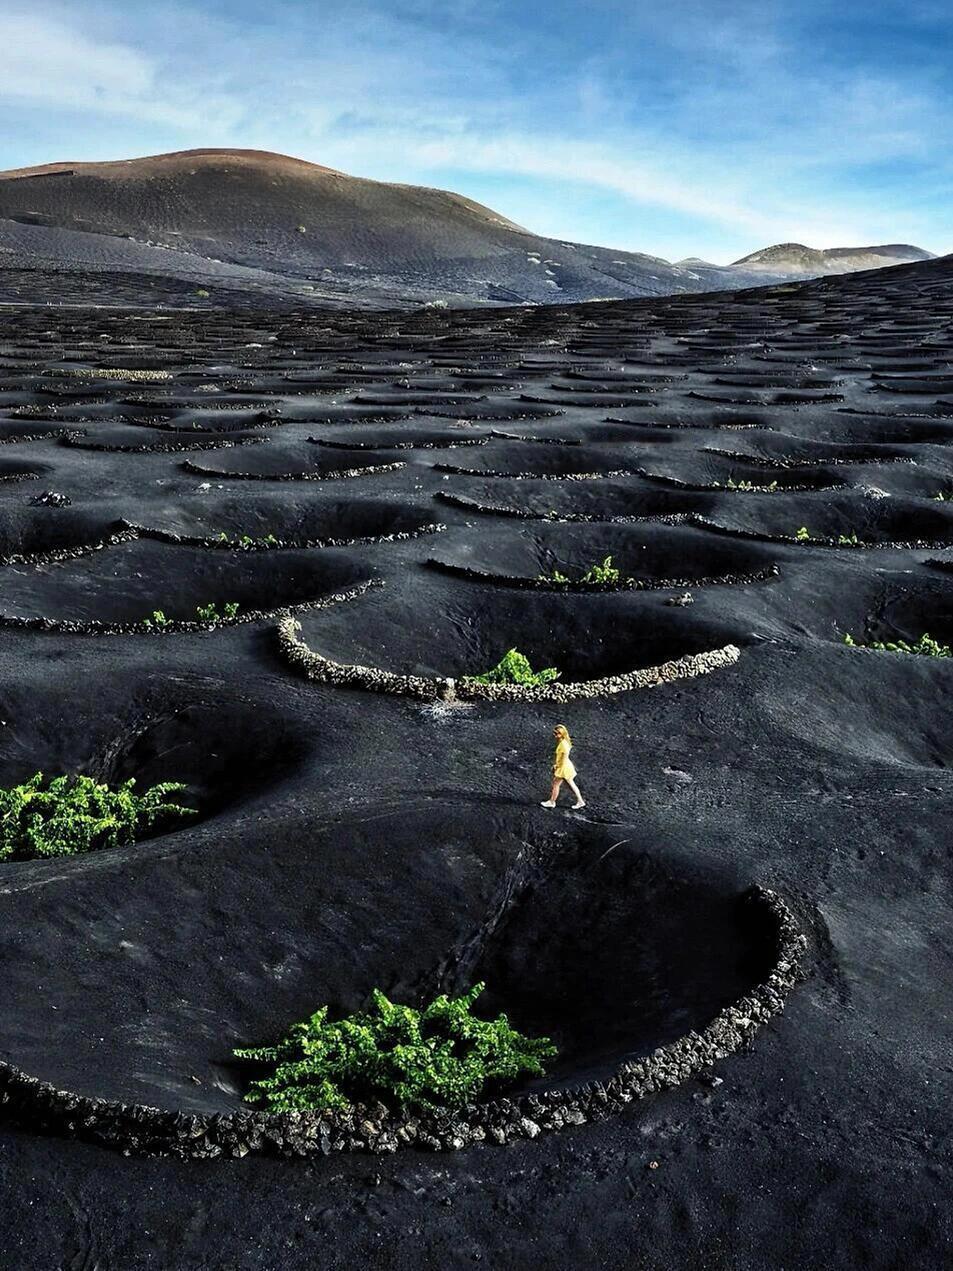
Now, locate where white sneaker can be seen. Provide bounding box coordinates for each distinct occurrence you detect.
[572,800,586,810]
[540,799,557,808]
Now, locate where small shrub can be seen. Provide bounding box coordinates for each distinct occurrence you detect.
[795,527,812,542]
[142,609,170,630]
[933,490,953,502]
[195,601,240,623]
[234,983,557,1113]
[844,631,953,657]
[837,532,861,547]
[466,647,561,686]
[0,773,194,861]
[726,477,779,492]
[581,555,621,584]
[539,555,621,585]
[195,289,211,299]
[216,532,279,549]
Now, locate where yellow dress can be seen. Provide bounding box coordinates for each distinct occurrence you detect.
[553,738,577,781]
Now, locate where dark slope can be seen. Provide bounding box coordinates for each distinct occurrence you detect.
[0,148,931,308]
[0,148,733,306]
[0,254,952,1267]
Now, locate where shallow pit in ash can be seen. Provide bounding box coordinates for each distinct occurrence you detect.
[441,475,715,521]
[636,450,851,492]
[0,537,369,626]
[183,441,400,480]
[296,574,744,682]
[429,520,776,587]
[441,836,776,1087]
[0,802,775,1114]
[0,673,306,826]
[134,492,441,546]
[0,505,120,558]
[707,492,953,545]
[436,440,637,478]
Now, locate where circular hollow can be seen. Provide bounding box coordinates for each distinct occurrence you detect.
[0,421,68,443]
[183,442,404,482]
[438,477,715,522]
[285,581,744,698]
[456,844,782,1087]
[0,679,306,831]
[60,424,266,454]
[802,413,953,447]
[703,493,953,547]
[766,632,953,769]
[130,494,443,549]
[703,439,914,468]
[846,571,953,653]
[0,538,370,630]
[0,507,124,562]
[0,458,48,482]
[306,426,491,451]
[435,441,637,480]
[428,521,779,590]
[636,451,851,493]
[0,803,805,1156]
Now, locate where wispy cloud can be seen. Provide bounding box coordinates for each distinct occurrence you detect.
[0,0,949,260]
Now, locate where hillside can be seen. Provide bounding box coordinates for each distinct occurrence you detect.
[0,148,930,308]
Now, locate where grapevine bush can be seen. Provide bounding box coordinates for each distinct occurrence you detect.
[539,555,622,585]
[235,983,557,1113]
[143,601,240,628]
[0,773,195,861]
[467,648,561,686]
[725,476,779,492]
[843,632,953,657]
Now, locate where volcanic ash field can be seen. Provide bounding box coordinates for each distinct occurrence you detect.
[0,255,952,1268]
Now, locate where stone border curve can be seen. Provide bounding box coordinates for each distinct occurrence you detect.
[0,887,805,1159]
[275,603,741,703]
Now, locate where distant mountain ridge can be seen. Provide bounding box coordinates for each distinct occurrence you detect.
[0,149,936,307]
[731,241,933,275]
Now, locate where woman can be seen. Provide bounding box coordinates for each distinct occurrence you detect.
[541,724,585,810]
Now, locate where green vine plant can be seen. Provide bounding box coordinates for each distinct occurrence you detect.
[142,609,171,630]
[144,602,240,627]
[215,532,280,548]
[843,632,953,657]
[0,773,195,861]
[465,647,561,686]
[234,983,557,1114]
[795,527,864,546]
[195,601,241,623]
[539,555,622,585]
[723,476,779,492]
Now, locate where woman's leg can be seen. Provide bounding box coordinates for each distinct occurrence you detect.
[541,778,563,807]
[566,777,585,808]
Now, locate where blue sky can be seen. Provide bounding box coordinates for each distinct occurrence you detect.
[1,0,951,262]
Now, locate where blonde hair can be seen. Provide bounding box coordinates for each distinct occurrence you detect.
[554,724,571,742]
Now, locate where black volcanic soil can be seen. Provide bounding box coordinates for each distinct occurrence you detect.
[0,256,952,1269]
